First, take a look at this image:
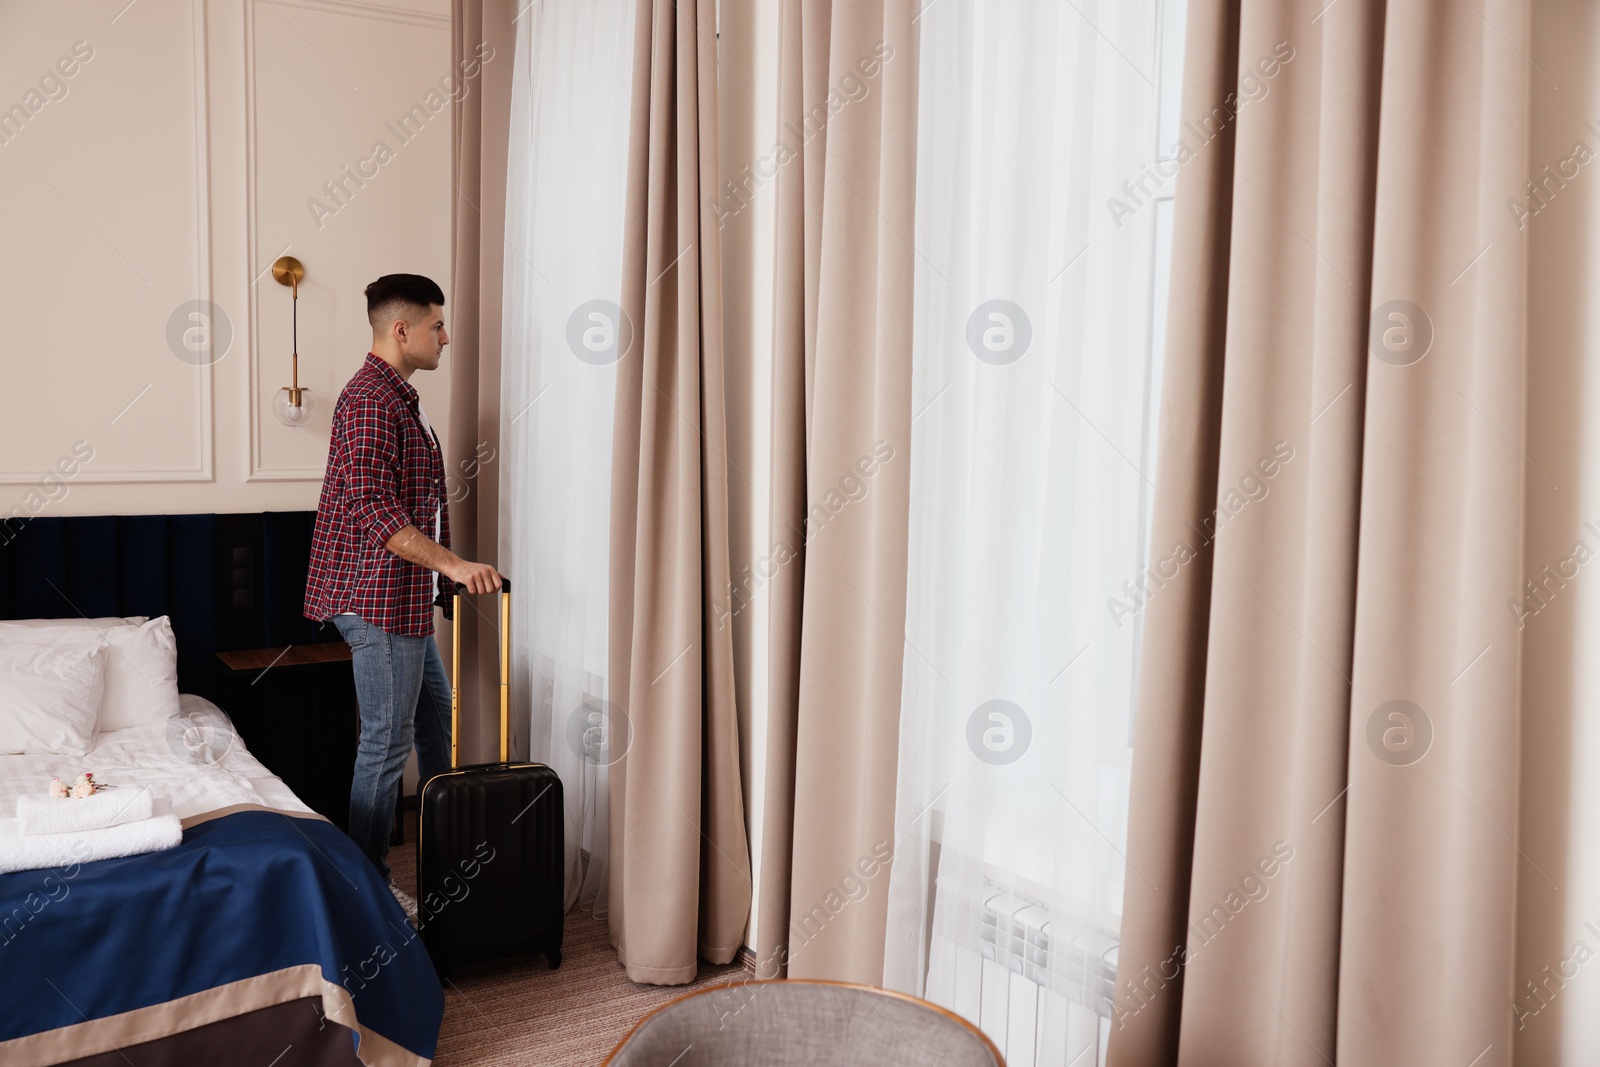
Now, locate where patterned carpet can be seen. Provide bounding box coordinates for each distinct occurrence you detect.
[389,815,752,1065]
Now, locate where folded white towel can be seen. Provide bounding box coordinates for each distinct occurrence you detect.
[18,787,154,836]
[0,799,182,874]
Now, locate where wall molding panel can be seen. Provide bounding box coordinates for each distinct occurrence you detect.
[264,0,450,30]
[0,0,215,486]
[243,0,453,483]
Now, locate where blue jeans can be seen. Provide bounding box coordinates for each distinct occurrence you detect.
[333,615,452,880]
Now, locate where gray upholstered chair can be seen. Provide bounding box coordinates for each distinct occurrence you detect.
[605,979,1004,1066]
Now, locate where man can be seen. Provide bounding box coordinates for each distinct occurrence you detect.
[304,273,501,920]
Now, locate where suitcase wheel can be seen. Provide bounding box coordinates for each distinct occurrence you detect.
[547,950,561,969]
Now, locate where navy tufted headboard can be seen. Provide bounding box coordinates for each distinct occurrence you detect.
[0,512,342,712]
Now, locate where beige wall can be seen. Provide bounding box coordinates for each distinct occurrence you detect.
[1517,2,1600,1062]
[0,0,453,522]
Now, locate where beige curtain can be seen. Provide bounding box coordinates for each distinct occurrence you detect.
[607,0,752,986]
[448,0,516,762]
[757,0,919,985]
[1110,2,1528,1065]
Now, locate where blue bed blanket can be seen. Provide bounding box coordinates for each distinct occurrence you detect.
[0,810,443,1066]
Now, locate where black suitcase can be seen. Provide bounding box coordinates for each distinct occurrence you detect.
[417,578,564,974]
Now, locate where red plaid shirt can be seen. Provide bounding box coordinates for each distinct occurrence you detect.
[304,353,451,636]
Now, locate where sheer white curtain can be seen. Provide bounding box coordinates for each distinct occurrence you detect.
[881,2,1184,1065]
[499,0,634,916]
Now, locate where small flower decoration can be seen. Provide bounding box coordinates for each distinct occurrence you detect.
[49,772,102,798]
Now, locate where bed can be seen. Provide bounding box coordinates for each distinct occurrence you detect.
[0,696,443,1066]
[0,514,445,1066]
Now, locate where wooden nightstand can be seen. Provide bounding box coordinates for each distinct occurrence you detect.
[216,644,353,672]
[215,643,405,847]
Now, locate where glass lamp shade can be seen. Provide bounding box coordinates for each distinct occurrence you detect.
[272,386,318,427]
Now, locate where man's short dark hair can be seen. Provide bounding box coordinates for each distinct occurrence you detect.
[365,274,445,329]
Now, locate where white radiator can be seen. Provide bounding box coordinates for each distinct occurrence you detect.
[924,881,1117,1067]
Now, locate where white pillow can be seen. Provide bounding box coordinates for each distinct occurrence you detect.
[2,616,148,629]
[0,642,107,755]
[0,616,182,731]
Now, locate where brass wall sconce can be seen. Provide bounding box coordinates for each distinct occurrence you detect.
[270,255,317,427]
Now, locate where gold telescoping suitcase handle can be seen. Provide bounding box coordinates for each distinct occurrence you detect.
[449,576,511,769]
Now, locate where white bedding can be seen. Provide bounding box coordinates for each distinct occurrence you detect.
[0,694,313,822]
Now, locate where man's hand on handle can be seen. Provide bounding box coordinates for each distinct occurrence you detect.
[447,560,503,595]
